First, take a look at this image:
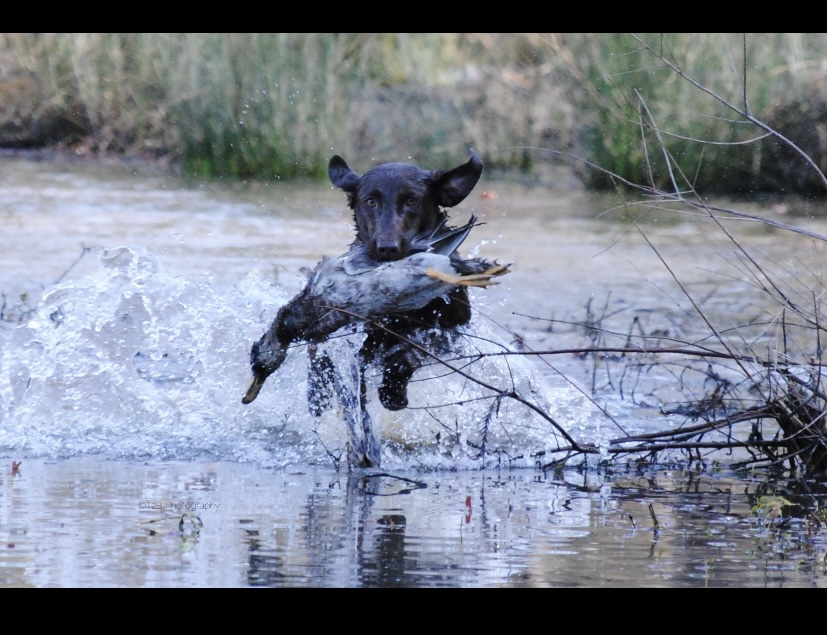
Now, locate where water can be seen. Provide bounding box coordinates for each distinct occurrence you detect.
[3,458,825,587]
[1,156,827,586]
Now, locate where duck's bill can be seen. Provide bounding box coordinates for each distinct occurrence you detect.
[242,375,267,404]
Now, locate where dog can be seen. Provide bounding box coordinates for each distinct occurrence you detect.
[308,149,484,418]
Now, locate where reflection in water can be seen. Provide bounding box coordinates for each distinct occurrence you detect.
[1,458,825,587]
[247,539,284,587]
[372,514,409,587]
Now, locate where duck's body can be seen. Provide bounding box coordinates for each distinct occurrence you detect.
[242,216,508,404]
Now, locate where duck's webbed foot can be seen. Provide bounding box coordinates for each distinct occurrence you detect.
[425,262,510,288]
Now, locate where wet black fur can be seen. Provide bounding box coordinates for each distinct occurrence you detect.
[321,149,484,411]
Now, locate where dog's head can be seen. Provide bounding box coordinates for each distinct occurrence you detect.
[329,149,483,261]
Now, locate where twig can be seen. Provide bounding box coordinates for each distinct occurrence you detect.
[327,306,592,453]
[648,503,660,532]
[54,244,92,285]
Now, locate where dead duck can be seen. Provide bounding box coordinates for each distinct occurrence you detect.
[242,215,508,404]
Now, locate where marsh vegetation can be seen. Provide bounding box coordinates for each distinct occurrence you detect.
[2,33,827,192]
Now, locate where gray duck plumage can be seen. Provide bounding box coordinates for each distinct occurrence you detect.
[242,215,509,404]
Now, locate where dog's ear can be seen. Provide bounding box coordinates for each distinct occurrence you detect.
[429,148,483,208]
[328,155,360,193]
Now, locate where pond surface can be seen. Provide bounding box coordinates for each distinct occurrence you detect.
[2,457,826,588]
[1,156,826,586]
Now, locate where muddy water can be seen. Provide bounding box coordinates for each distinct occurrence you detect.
[1,156,826,586]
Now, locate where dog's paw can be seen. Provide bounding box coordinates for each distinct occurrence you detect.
[378,350,416,411]
[378,383,409,411]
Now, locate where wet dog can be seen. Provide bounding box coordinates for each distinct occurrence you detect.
[313,149,484,414]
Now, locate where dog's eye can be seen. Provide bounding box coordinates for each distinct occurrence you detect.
[365,197,378,208]
[404,196,418,207]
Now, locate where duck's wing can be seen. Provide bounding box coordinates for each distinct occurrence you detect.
[411,215,482,255]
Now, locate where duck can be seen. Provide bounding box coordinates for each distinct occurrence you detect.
[241,215,509,404]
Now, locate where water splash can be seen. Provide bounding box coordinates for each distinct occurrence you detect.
[0,246,592,468]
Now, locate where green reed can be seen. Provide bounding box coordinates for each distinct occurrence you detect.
[557,33,827,193]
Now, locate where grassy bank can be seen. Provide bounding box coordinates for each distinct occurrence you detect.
[1,34,826,193]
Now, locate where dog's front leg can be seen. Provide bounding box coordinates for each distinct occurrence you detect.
[307,344,336,417]
[332,346,382,469]
[358,355,381,468]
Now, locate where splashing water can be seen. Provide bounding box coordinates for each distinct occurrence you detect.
[0,246,593,468]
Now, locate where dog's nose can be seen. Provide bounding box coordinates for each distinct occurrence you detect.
[375,240,402,260]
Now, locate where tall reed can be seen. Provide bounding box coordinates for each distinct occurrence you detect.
[2,34,827,191]
[556,33,827,193]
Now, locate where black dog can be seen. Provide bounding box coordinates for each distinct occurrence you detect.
[311,149,484,414]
